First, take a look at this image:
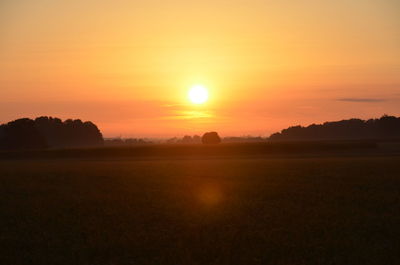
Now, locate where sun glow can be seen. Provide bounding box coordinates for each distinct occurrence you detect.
[188,85,209,104]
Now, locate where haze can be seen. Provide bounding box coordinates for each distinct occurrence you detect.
[1,0,399,137]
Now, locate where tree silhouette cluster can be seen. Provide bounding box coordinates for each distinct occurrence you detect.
[202,132,221,144]
[166,135,202,144]
[223,136,265,143]
[269,115,400,141]
[104,138,151,146]
[0,117,103,150]
[164,135,265,144]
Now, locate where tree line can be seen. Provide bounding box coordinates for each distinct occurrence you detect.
[2,115,399,150]
[269,115,400,141]
[0,117,103,150]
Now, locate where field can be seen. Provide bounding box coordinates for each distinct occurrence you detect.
[1,147,400,264]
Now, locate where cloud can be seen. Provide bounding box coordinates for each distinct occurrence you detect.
[164,110,214,120]
[336,98,387,103]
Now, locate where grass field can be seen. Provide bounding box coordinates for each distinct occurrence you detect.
[1,154,399,264]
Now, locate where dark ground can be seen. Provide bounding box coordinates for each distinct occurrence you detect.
[0,144,399,264]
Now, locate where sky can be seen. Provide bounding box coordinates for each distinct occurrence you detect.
[1,0,399,137]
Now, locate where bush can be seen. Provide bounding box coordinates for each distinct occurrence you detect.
[201,132,221,144]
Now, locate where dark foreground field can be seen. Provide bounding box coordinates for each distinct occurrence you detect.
[1,154,400,264]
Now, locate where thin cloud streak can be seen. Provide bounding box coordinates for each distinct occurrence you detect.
[337,98,387,103]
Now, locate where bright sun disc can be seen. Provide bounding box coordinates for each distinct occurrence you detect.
[188,85,209,104]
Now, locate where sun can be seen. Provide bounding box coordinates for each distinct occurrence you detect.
[188,85,209,104]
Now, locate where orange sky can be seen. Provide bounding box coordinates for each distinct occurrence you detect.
[1,0,399,137]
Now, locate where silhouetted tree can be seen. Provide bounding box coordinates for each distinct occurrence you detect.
[223,136,265,143]
[104,138,151,146]
[0,116,104,150]
[181,135,193,143]
[166,137,178,144]
[176,135,202,144]
[202,132,221,144]
[0,118,47,150]
[269,115,400,141]
[192,135,202,143]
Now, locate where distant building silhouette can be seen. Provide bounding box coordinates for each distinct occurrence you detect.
[269,115,400,141]
[0,116,103,150]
